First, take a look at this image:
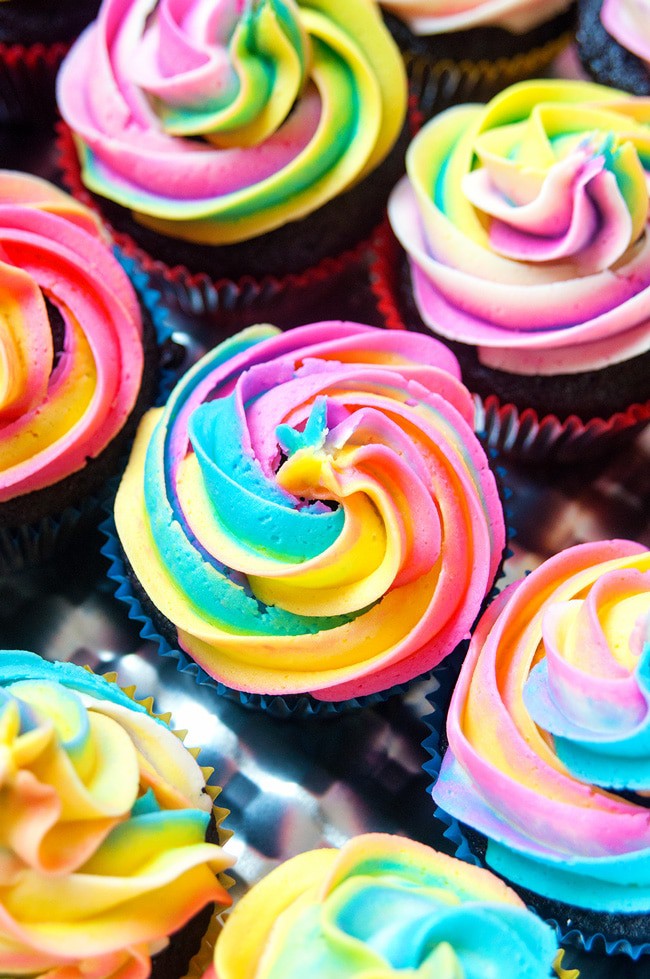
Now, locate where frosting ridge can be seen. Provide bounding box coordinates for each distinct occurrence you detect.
[433,539,650,912]
[0,171,145,503]
[209,834,564,979]
[388,79,650,376]
[114,322,505,701]
[56,0,406,245]
[0,651,233,979]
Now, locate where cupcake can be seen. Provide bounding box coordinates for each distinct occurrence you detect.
[431,539,650,955]
[107,321,506,715]
[0,649,234,978]
[0,0,100,123]
[55,0,407,310]
[380,0,575,118]
[198,833,576,978]
[0,171,165,573]
[383,78,650,462]
[577,0,650,95]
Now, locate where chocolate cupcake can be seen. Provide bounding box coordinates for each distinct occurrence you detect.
[106,321,506,715]
[380,0,576,118]
[430,539,650,956]
[381,78,650,461]
[56,0,408,313]
[0,171,168,573]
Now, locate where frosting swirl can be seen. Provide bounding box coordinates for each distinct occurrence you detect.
[433,539,650,912]
[0,651,233,979]
[380,0,571,36]
[602,0,650,66]
[56,0,406,245]
[114,322,505,701]
[388,79,650,376]
[206,833,565,979]
[0,171,144,503]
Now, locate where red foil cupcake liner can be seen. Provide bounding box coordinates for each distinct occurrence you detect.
[370,222,650,464]
[0,40,69,124]
[56,123,374,324]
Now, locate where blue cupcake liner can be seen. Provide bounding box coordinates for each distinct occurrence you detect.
[421,689,650,960]
[99,512,444,719]
[0,252,174,577]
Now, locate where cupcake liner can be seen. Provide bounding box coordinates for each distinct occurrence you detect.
[370,222,650,463]
[56,122,374,321]
[421,691,650,960]
[99,513,449,719]
[404,31,573,124]
[0,256,175,576]
[0,39,69,125]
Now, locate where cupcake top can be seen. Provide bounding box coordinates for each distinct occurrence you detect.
[0,650,233,979]
[0,171,145,504]
[433,539,650,913]
[56,0,406,247]
[204,833,569,978]
[380,0,572,36]
[388,79,650,377]
[114,322,505,703]
[601,0,650,65]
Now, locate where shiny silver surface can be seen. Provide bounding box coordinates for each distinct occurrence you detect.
[1,123,648,979]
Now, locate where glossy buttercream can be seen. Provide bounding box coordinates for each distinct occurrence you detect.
[433,539,650,912]
[380,0,571,36]
[388,79,650,376]
[114,322,505,701]
[0,651,233,979]
[56,0,406,246]
[602,0,650,65]
[204,834,567,979]
[0,171,144,503]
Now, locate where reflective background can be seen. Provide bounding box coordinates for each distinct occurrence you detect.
[1,118,649,979]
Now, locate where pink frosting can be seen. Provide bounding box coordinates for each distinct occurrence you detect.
[0,172,144,503]
[602,0,650,65]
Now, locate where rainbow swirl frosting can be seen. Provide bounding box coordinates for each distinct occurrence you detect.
[388,79,650,376]
[602,0,650,66]
[56,0,406,246]
[0,171,145,504]
[114,322,505,702]
[204,833,567,979]
[380,0,571,36]
[433,539,650,913]
[0,651,233,979]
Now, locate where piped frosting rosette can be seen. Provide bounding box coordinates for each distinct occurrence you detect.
[56,0,406,246]
[203,834,571,979]
[380,0,571,36]
[0,171,145,503]
[114,322,505,704]
[388,79,650,378]
[0,651,233,979]
[433,539,650,916]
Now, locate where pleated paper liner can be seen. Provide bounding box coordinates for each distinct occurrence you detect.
[0,39,69,124]
[403,31,573,124]
[101,510,486,719]
[369,221,650,464]
[0,254,176,576]
[421,687,650,960]
[56,122,385,324]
